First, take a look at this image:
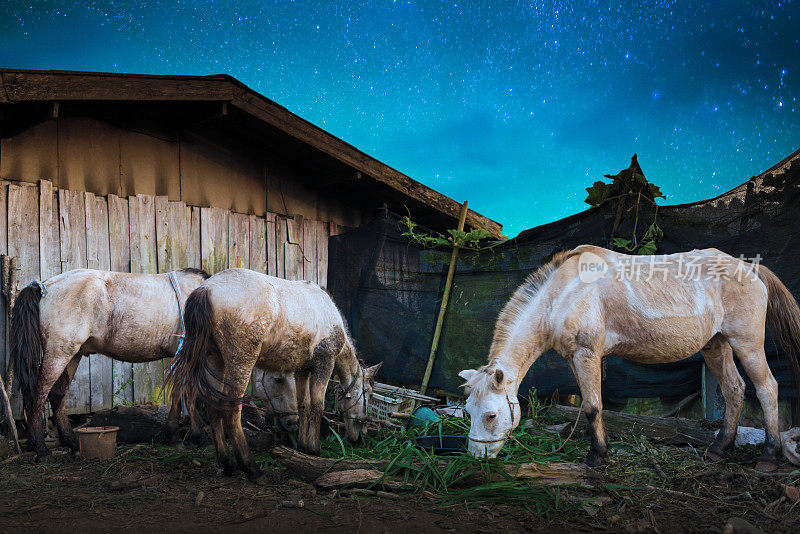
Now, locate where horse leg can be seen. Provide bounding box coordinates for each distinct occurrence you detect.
[701,335,744,461]
[207,406,235,476]
[27,350,77,460]
[48,356,82,452]
[220,367,265,483]
[304,357,336,455]
[163,382,187,447]
[294,369,312,454]
[569,348,607,467]
[728,338,781,471]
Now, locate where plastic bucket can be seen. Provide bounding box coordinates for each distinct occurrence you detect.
[407,406,441,430]
[76,426,119,460]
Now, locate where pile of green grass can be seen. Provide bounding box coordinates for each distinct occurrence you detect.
[315,405,587,514]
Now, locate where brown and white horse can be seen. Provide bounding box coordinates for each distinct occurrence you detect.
[169,268,380,483]
[11,268,209,459]
[460,245,800,471]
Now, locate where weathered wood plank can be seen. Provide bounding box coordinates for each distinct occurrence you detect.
[284,215,303,281]
[302,219,317,284]
[316,220,330,289]
[156,197,190,273]
[130,194,160,404]
[108,194,133,405]
[155,198,190,390]
[228,212,250,269]
[137,194,158,274]
[249,215,267,274]
[38,180,60,280]
[8,183,40,286]
[201,207,229,275]
[58,189,88,272]
[108,195,130,273]
[265,212,277,277]
[0,183,8,255]
[84,192,99,270]
[0,182,7,417]
[188,206,201,270]
[86,195,113,411]
[59,189,90,414]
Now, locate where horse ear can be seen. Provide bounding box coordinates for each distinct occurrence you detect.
[458,369,478,393]
[364,362,382,383]
[458,369,477,383]
[492,368,505,388]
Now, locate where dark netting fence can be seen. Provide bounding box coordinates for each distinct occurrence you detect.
[328,156,800,405]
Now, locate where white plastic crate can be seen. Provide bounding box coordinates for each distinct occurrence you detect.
[367,392,402,421]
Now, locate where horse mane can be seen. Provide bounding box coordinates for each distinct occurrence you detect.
[179,267,211,279]
[489,249,576,358]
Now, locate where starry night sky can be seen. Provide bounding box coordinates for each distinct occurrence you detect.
[1,1,798,236]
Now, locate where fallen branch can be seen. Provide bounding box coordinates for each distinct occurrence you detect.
[314,469,412,491]
[109,472,159,491]
[270,445,388,480]
[539,405,715,445]
[271,444,600,489]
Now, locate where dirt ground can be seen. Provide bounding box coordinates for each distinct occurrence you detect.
[0,440,798,534]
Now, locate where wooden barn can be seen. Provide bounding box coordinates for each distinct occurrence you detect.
[0,68,502,416]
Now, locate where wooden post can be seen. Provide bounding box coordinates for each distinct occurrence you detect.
[2,256,13,393]
[0,255,20,453]
[419,201,469,396]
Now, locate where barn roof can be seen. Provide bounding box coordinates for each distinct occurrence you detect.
[0,68,502,238]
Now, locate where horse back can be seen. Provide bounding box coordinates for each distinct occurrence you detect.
[549,247,766,362]
[39,269,191,362]
[202,268,347,372]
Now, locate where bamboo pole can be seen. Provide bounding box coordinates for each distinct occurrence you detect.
[419,201,469,396]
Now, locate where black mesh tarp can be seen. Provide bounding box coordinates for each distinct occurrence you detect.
[328,156,800,402]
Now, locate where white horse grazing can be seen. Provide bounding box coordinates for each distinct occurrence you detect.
[169,268,381,483]
[258,371,299,433]
[460,245,800,472]
[11,268,209,460]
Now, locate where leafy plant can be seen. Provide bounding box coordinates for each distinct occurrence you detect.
[400,215,496,252]
[585,155,665,255]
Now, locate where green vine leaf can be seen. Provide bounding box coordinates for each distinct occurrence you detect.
[637,240,658,255]
[612,237,632,249]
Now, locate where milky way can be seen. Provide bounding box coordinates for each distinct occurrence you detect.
[1,1,797,236]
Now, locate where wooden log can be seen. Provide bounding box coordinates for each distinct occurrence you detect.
[270,445,388,480]
[314,469,398,490]
[540,405,715,445]
[271,444,599,489]
[88,404,171,443]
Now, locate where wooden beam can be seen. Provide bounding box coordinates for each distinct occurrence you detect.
[1,70,236,102]
[231,89,502,237]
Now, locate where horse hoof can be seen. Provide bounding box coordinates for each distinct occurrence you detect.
[34,452,53,463]
[755,460,778,473]
[703,449,724,462]
[585,452,604,468]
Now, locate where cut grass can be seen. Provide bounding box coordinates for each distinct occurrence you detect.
[315,413,587,514]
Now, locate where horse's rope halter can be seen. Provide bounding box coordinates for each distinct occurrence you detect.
[467,392,520,445]
[467,391,582,456]
[336,364,369,423]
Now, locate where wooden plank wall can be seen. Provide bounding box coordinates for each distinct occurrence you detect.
[0,179,337,417]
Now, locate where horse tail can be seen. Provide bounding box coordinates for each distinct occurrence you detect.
[169,286,241,420]
[757,265,800,423]
[10,284,44,417]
